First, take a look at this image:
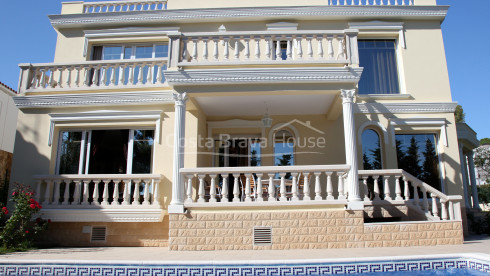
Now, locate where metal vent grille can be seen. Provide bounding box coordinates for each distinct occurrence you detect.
[91,226,107,242]
[253,226,272,246]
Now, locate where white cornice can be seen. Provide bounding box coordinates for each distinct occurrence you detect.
[355,102,458,114]
[13,91,174,109]
[49,6,449,29]
[389,117,448,147]
[166,67,363,86]
[39,208,164,222]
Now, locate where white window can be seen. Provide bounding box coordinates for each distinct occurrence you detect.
[57,129,154,175]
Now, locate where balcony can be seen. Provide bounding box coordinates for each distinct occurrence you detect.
[18,58,168,94]
[32,174,164,222]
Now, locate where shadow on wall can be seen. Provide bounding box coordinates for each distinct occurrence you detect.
[7,130,50,210]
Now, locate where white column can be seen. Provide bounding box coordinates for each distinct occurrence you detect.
[169,92,188,213]
[467,153,480,209]
[459,144,471,208]
[341,89,362,208]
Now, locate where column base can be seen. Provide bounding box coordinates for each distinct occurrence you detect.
[168,204,185,214]
[347,201,364,211]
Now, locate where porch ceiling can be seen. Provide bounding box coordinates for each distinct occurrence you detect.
[194,94,336,116]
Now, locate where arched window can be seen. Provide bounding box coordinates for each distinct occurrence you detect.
[361,129,382,170]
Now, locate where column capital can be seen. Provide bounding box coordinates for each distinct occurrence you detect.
[173,92,188,106]
[340,89,356,104]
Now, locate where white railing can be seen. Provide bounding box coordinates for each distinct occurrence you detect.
[327,0,413,4]
[32,174,162,207]
[83,1,167,13]
[358,169,462,221]
[180,32,350,65]
[20,58,168,91]
[180,165,350,204]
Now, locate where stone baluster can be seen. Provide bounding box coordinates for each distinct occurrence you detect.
[119,64,126,85]
[65,67,72,87]
[61,181,70,205]
[127,65,135,85]
[232,174,240,202]
[373,175,381,201]
[92,181,100,204]
[395,176,403,200]
[197,174,206,203]
[138,64,145,84]
[48,68,55,88]
[223,37,230,60]
[244,37,250,60]
[291,173,299,201]
[409,0,413,5]
[147,63,153,84]
[296,36,303,59]
[286,38,292,60]
[143,179,151,205]
[314,172,322,200]
[55,67,62,88]
[265,37,272,60]
[109,65,116,86]
[213,38,219,61]
[202,38,208,61]
[101,66,108,86]
[101,180,110,205]
[275,39,281,60]
[153,179,160,205]
[74,67,81,87]
[441,200,448,220]
[83,67,90,87]
[157,63,164,83]
[191,39,198,62]
[413,185,420,209]
[209,174,217,203]
[268,174,276,201]
[29,68,38,88]
[254,37,260,60]
[92,65,101,86]
[244,173,252,202]
[39,69,47,88]
[34,180,42,202]
[132,180,140,205]
[43,180,52,205]
[384,176,392,200]
[112,180,119,204]
[327,36,334,59]
[221,174,229,202]
[185,175,194,203]
[279,173,287,201]
[122,180,131,205]
[431,193,440,219]
[325,172,333,200]
[317,35,324,58]
[362,176,370,201]
[306,37,313,59]
[448,201,455,220]
[403,176,410,200]
[422,187,429,212]
[337,36,346,60]
[395,0,399,5]
[303,172,311,201]
[256,174,263,202]
[338,174,346,200]
[234,38,240,60]
[72,180,81,204]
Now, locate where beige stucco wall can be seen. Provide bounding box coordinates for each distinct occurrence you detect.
[0,88,18,154]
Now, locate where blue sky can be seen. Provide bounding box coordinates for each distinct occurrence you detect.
[0,0,488,139]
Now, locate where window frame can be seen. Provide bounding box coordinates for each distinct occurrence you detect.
[360,128,384,170]
[357,38,405,95]
[97,43,170,61]
[55,127,155,175]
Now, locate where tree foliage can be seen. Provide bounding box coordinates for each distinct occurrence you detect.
[454,104,465,123]
[474,145,490,185]
[480,138,490,145]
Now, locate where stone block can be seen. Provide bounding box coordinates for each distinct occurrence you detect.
[382,224,400,232]
[252,212,271,220]
[169,237,187,245]
[271,212,290,220]
[345,210,362,218]
[327,226,346,234]
[272,244,290,250]
[337,234,355,242]
[169,229,179,237]
[345,226,363,234]
[365,241,383,248]
[426,231,445,239]
[234,213,252,221]
[273,228,290,235]
[290,211,308,219]
[364,225,382,233]
[234,244,253,250]
[400,224,419,232]
[400,240,419,247]
[418,239,437,246]
[383,240,401,247]
[453,222,462,230]
[169,245,178,251]
[224,221,243,228]
[299,219,318,227]
[364,233,373,241]
[200,229,216,236]
[308,227,327,235]
[354,234,365,242]
[205,237,224,244]
[281,219,299,228]
[215,244,234,250]
[215,229,234,237]
[318,219,337,227]
[298,235,318,243]
[234,228,252,236]
[346,242,363,248]
[392,232,409,240]
[196,245,216,250]
[373,233,391,241]
[178,245,197,251]
[289,243,310,249]
[206,221,225,228]
[187,237,206,245]
[224,236,243,244]
[243,236,253,244]
[436,238,451,245]
[409,231,427,240]
[318,234,337,243]
[445,230,462,238]
[290,227,309,235]
[326,211,345,218]
[418,223,436,231]
[187,222,207,229]
[434,222,453,231]
[328,242,346,249]
[309,243,329,249]
[214,213,235,221]
[196,213,215,221]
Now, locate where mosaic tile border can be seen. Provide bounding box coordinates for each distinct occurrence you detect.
[0,257,488,275]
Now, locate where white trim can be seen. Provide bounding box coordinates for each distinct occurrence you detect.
[358,121,389,146]
[349,21,406,48]
[39,208,164,222]
[390,118,448,147]
[266,22,298,31]
[48,111,162,146]
[355,102,458,114]
[357,94,412,100]
[127,130,135,174]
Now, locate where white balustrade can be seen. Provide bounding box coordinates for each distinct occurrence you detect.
[180,165,350,204]
[32,174,162,207]
[180,33,349,65]
[22,58,168,91]
[326,0,413,4]
[359,169,462,221]
[83,1,167,13]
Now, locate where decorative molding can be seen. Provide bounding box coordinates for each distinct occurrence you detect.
[340,89,356,104]
[49,6,449,28]
[39,208,164,222]
[48,110,162,146]
[83,27,180,56]
[349,21,405,48]
[389,118,448,147]
[266,22,298,31]
[357,94,412,100]
[355,102,458,114]
[166,67,363,86]
[13,91,174,109]
[456,123,479,149]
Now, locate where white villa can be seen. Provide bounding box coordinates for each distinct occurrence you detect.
[9,0,479,250]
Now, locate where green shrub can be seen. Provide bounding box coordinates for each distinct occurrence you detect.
[478,184,490,205]
[0,183,49,250]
